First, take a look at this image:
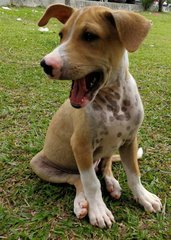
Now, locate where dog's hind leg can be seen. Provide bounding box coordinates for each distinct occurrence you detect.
[101,157,122,199]
[30,151,88,219]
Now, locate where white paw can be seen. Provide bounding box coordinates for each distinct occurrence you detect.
[88,200,115,228]
[74,192,88,219]
[105,176,122,199]
[133,185,162,212]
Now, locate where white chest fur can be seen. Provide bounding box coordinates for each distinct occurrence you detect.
[86,74,144,160]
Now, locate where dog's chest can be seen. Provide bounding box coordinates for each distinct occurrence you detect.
[88,84,144,159]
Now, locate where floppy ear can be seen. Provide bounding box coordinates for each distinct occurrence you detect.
[38,4,75,26]
[106,10,152,52]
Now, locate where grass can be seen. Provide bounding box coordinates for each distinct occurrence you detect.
[0,6,171,239]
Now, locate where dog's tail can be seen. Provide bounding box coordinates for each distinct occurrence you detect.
[111,147,143,162]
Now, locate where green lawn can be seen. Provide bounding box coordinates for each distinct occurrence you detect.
[0,6,171,239]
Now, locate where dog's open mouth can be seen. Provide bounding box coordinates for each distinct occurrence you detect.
[70,71,103,108]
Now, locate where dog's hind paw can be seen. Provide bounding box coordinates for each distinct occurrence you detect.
[105,176,122,199]
[74,192,88,219]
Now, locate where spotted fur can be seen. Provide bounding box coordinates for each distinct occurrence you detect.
[30,4,162,229]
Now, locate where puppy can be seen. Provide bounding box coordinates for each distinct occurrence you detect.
[30,4,162,228]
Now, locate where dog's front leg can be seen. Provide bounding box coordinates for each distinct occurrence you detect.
[119,137,162,212]
[71,135,114,228]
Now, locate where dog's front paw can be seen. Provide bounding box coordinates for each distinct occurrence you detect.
[88,200,114,228]
[133,185,162,212]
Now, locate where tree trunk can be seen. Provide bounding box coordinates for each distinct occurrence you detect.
[65,0,70,5]
[158,0,163,12]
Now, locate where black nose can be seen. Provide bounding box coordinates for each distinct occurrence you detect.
[40,59,53,77]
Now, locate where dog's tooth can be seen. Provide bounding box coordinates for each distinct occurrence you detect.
[93,76,97,82]
[90,77,97,88]
[90,82,94,88]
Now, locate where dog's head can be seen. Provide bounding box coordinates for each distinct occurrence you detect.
[38,4,151,108]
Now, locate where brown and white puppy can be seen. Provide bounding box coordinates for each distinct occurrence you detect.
[30,4,162,228]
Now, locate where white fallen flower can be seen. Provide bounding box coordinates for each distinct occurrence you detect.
[16,18,22,21]
[2,6,11,10]
[38,27,49,32]
[137,147,143,159]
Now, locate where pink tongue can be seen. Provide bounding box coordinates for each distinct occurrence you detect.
[70,78,89,107]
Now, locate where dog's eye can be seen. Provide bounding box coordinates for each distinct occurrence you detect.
[59,32,63,40]
[82,31,99,42]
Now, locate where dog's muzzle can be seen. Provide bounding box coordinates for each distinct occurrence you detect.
[40,57,104,109]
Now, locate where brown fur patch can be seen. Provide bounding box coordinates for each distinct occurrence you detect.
[123,99,131,106]
[100,112,107,122]
[92,102,102,111]
[100,129,108,136]
[127,126,131,131]
[125,112,131,121]
[115,114,125,121]
[107,104,113,111]
[97,95,106,104]
[117,132,122,137]
[121,106,127,112]
[109,116,115,122]
[135,94,139,107]
[114,92,120,100]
